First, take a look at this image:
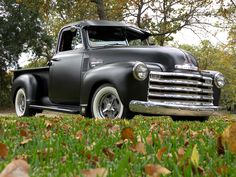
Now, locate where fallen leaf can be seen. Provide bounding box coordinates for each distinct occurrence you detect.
[144,164,171,176]
[0,159,30,177]
[177,147,185,158]
[216,165,228,175]
[130,142,146,155]
[221,123,236,153]
[121,127,135,142]
[102,148,115,161]
[19,130,28,137]
[191,144,199,167]
[75,130,83,140]
[0,143,8,159]
[44,120,53,129]
[146,133,153,145]
[108,124,120,134]
[156,147,167,161]
[81,168,107,177]
[20,139,32,146]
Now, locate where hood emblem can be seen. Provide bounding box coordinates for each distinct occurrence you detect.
[175,50,199,71]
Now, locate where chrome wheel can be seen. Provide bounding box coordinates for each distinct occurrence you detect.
[92,85,124,119]
[15,88,27,117]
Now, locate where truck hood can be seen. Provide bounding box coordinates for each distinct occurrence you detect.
[88,46,198,71]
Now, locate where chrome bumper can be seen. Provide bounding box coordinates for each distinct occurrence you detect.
[129,100,225,116]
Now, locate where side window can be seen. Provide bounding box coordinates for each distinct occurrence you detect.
[71,30,83,50]
[59,28,82,52]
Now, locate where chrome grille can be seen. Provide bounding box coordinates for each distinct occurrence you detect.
[148,71,213,106]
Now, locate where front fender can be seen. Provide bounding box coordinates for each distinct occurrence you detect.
[12,74,38,104]
[80,62,149,107]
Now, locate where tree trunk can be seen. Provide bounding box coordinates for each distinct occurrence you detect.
[91,0,107,20]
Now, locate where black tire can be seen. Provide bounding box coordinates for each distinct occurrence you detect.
[15,88,36,117]
[91,84,132,119]
[171,116,209,122]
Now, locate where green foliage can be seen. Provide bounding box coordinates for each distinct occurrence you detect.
[24,58,48,69]
[0,71,12,107]
[179,41,236,110]
[0,115,235,176]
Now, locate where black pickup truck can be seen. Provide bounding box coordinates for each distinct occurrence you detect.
[12,20,225,120]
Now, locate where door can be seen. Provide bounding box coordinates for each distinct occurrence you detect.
[49,27,84,104]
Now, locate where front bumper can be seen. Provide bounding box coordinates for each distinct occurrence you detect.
[129,100,225,117]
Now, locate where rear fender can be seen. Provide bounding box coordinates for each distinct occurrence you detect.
[12,74,38,104]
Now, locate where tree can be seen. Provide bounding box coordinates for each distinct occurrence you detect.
[124,0,227,46]
[0,0,52,106]
[179,41,236,110]
[91,0,107,20]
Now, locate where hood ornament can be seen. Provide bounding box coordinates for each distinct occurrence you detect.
[175,50,199,71]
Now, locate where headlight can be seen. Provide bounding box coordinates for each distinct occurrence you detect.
[214,72,225,88]
[133,62,148,81]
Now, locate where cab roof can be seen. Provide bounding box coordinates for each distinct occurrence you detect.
[62,20,151,37]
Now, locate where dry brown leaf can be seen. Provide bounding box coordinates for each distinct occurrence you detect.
[102,148,115,161]
[216,165,228,175]
[44,120,53,129]
[81,168,107,177]
[16,122,29,129]
[146,133,153,145]
[108,124,120,134]
[75,130,83,140]
[121,127,135,142]
[144,164,171,177]
[0,143,8,159]
[131,142,146,155]
[0,159,30,177]
[221,123,236,153]
[20,139,32,146]
[19,130,28,137]
[156,147,167,161]
[177,147,185,158]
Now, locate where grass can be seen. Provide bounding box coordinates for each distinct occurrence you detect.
[0,114,236,176]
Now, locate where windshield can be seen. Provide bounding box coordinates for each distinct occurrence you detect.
[87,26,149,48]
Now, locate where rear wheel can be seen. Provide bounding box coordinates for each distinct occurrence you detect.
[15,88,36,117]
[91,84,131,119]
[171,116,209,122]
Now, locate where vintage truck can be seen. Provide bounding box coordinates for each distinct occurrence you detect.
[12,20,225,120]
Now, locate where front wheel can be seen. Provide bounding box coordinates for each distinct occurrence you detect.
[91,84,129,119]
[15,88,36,117]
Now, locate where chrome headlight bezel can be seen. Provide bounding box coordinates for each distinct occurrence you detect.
[214,72,225,88]
[133,62,148,81]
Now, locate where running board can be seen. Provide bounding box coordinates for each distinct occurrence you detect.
[30,105,80,114]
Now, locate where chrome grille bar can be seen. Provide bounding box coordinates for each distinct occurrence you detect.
[148,71,214,106]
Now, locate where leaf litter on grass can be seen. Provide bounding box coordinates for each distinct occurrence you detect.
[0,115,236,176]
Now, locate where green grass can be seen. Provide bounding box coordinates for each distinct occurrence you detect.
[0,114,236,176]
